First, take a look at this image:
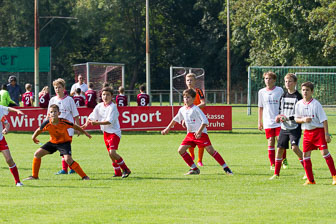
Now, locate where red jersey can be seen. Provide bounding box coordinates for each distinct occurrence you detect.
[137,93,150,106]
[85,89,97,108]
[40,118,73,144]
[39,93,50,108]
[116,94,128,106]
[22,92,33,107]
[73,96,85,107]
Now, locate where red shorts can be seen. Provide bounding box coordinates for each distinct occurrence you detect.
[181,133,212,148]
[103,132,120,151]
[303,128,328,152]
[265,127,281,139]
[0,137,9,151]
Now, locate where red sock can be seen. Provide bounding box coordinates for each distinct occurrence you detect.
[112,162,122,176]
[303,157,314,182]
[274,159,282,176]
[282,150,287,159]
[9,164,20,184]
[116,157,129,171]
[212,151,226,167]
[268,147,275,166]
[324,153,336,176]
[299,158,304,167]
[62,157,68,172]
[181,152,196,168]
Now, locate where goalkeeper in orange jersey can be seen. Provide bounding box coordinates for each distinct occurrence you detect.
[24,104,92,181]
[184,73,206,166]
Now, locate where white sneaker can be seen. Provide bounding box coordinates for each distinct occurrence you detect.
[269,174,279,180]
[16,182,23,187]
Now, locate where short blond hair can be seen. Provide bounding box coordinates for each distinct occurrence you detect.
[284,73,297,82]
[263,71,277,80]
[25,83,32,91]
[53,78,65,88]
[118,86,125,94]
[186,73,196,80]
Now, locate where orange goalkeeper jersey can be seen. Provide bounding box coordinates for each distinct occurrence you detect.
[194,88,205,112]
[40,118,73,144]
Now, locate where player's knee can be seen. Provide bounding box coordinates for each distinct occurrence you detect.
[205,146,214,155]
[64,157,74,165]
[178,147,186,155]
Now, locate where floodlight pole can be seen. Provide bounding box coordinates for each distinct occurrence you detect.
[226,0,231,104]
[146,0,151,105]
[34,0,40,106]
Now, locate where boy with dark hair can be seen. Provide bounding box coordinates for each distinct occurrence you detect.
[137,84,149,106]
[295,81,336,185]
[24,104,91,181]
[85,83,97,108]
[73,88,85,107]
[161,89,233,175]
[82,87,131,178]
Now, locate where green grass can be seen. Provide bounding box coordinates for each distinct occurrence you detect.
[1,107,336,223]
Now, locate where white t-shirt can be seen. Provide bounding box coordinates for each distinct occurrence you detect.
[173,105,209,133]
[71,83,88,98]
[258,86,284,129]
[88,102,121,138]
[48,96,79,136]
[295,98,327,130]
[0,105,9,140]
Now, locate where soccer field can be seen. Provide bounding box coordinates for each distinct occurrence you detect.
[1,107,336,223]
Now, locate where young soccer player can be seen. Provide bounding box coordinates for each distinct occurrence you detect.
[39,86,50,108]
[85,83,97,108]
[0,106,24,186]
[82,87,131,178]
[24,104,91,181]
[295,82,336,185]
[270,73,304,180]
[22,83,34,107]
[137,84,149,106]
[258,71,285,170]
[185,73,206,166]
[161,89,233,175]
[116,86,128,106]
[73,88,85,107]
[48,78,80,175]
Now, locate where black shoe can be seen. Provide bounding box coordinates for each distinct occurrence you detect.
[224,167,233,176]
[113,174,122,178]
[122,169,131,178]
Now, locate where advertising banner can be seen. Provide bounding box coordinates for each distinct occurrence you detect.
[7,106,232,132]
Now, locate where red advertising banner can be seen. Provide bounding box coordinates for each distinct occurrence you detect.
[7,106,232,132]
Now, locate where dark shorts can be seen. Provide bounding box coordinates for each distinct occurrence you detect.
[277,128,301,149]
[41,141,72,156]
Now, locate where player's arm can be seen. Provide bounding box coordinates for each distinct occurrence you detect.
[258,107,263,130]
[195,123,207,139]
[161,120,176,135]
[295,116,312,124]
[323,120,331,143]
[8,107,24,115]
[32,128,43,144]
[198,99,206,109]
[2,121,10,135]
[73,124,92,139]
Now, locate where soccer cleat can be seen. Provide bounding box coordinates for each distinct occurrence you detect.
[122,169,131,178]
[332,175,336,185]
[16,182,23,187]
[23,176,39,181]
[303,180,316,186]
[270,164,275,170]
[184,168,200,175]
[269,174,279,180]
[282,158,288,169]
[113,174,122,178]
[197,161,204,167]
[82,176,90,180]
[55,170,68,175]
[224,167,233,176]
[69,169,76,174]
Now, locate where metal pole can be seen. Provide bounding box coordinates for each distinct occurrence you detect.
[146,0,151,105]
[34,0,40,106]
[226,0,231,104]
